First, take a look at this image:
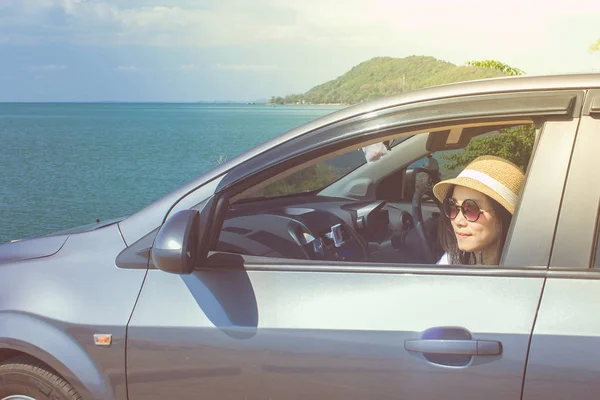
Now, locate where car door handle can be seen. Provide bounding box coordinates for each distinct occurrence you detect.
[404,339,502,355]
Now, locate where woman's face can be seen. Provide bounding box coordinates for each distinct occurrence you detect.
[450,186,502,253]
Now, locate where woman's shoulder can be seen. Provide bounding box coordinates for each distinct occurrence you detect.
[436,252,450,264]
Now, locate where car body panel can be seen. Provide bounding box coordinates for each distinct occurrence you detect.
[127,265,544,399]
[522,277,600,400]
[0,311,104,400]
[522,110,600,398]
[0,224,146,400]
[0,234,69,264]
[550,114,600,268]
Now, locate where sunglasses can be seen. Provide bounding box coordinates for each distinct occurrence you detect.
[443,198,486,222]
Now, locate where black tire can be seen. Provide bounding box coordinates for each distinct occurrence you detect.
[0,355,82,400]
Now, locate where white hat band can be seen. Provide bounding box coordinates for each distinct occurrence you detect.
[457,169,518,207]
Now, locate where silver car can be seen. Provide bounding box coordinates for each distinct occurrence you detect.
[1,73,600,400]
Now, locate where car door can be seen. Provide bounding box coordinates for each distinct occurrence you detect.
[522,90,600,400]
[125,88,583,400]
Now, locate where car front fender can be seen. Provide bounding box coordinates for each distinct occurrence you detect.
[0,311,115,400]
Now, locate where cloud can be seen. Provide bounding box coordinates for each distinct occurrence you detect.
[25,64,68,71]
[180,64,198,71]
[215,63,279,72]
[116,65,138,71]
[1,0,600,60]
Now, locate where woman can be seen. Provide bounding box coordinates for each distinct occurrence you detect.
[432,155,525,265]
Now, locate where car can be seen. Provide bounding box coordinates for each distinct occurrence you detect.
[1,73,600,400]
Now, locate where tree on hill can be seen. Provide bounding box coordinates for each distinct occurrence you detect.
[465,60,525,76]
[268,55,509,105]
[441,125,536,173]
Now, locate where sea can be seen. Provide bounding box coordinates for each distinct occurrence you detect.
[0,103,343,244]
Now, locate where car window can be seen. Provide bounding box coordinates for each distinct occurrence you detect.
[239,137,415,201]
[241,149,367,200]
[215,121,536,266]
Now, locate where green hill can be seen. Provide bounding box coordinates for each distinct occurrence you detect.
[269,56,511,105]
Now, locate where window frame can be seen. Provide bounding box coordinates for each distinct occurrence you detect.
[550,90,600,269]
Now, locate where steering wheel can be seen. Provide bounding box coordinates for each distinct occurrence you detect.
[411,184,443,264]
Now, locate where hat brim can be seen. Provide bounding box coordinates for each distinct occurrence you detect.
[433,176,516,215]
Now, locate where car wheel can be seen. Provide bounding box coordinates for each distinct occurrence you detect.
[0,355,82,400]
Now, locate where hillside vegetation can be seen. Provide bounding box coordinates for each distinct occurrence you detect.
[269,56,510,105]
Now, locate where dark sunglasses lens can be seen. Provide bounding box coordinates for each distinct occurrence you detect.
[443,199,458,219]
[462,200,480,221]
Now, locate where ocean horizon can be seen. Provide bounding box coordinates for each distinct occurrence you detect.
[0,102,344,244]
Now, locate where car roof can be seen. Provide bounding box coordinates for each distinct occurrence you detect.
[334,72,600,116]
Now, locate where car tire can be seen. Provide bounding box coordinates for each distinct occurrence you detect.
[0,355,82,400]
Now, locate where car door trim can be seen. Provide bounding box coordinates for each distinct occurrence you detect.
[550,113,600,268]
[582,89,600,116]
[201,252,600,280]
[203,252,550,278]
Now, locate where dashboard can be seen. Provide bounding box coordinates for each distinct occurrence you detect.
[215,195,441,264]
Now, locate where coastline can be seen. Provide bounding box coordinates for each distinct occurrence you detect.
[267,103,348,107]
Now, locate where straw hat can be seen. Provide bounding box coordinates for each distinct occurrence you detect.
[432,155,525,214]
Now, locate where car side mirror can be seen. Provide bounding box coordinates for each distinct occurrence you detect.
[151,209,201,275]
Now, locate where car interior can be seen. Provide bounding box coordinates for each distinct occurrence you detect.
[213,119,538,266]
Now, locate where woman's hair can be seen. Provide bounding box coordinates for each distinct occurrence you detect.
[437,185,513,265]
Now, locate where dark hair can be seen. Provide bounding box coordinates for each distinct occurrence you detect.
[437,185,512,265]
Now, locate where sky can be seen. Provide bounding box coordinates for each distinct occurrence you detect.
[0,0,599,102]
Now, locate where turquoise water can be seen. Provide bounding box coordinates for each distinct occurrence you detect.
[0,103,343,244]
